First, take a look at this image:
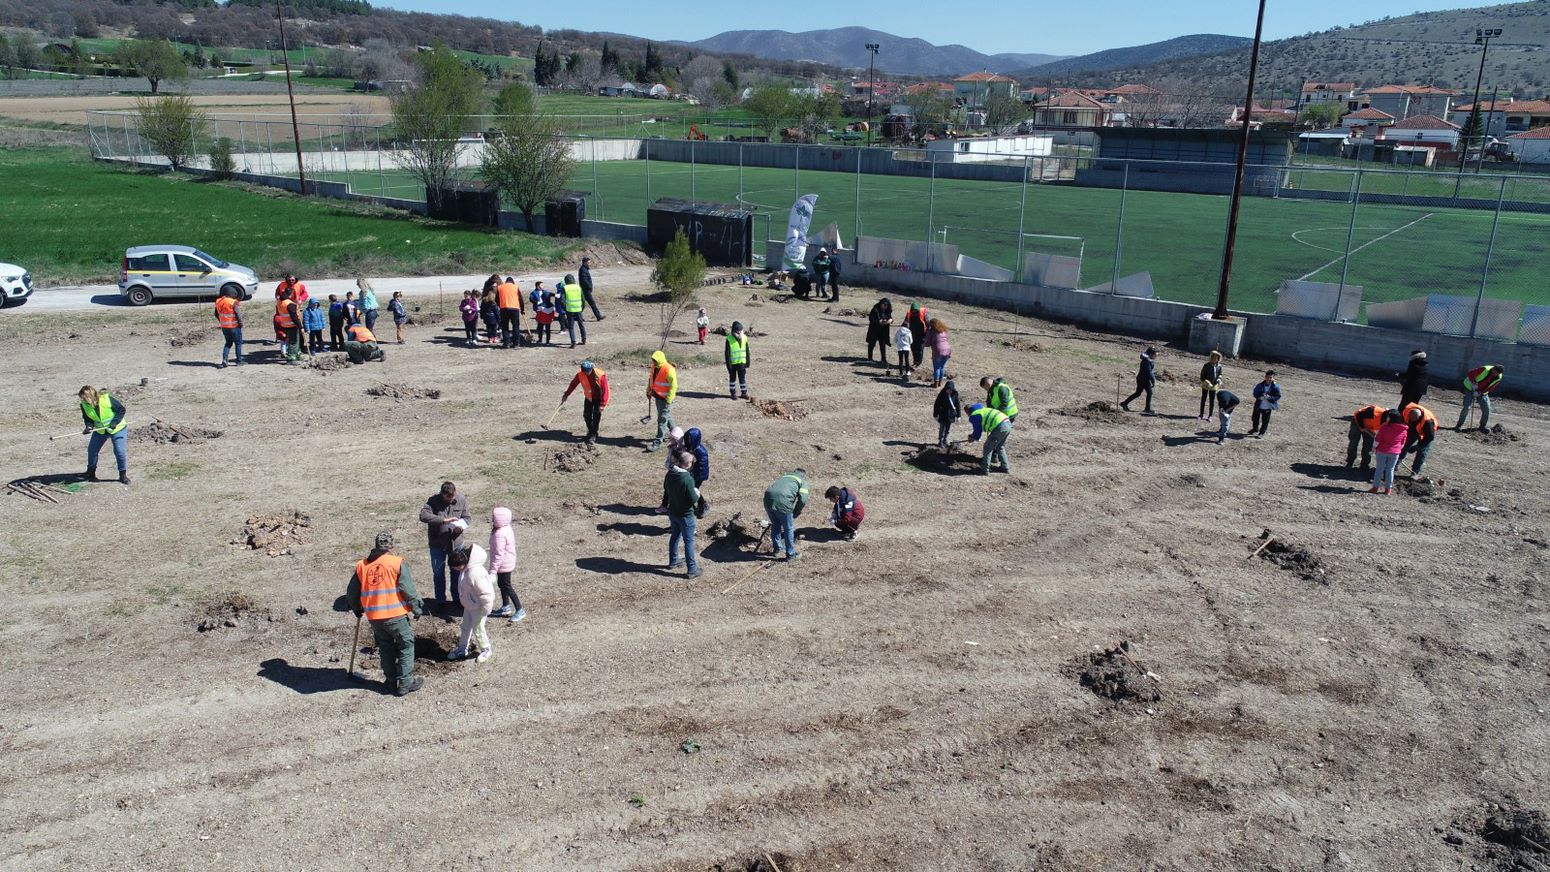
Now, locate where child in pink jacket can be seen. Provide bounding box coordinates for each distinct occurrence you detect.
[1370,410,1409,495]
[488,506,525,623]
[449,544,496,662]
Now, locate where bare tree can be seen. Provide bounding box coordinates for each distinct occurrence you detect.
[479,83,578,234]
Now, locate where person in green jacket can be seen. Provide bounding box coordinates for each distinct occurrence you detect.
[344,532,426,696]
[981,375,1019,423]
[663,452,702,578]
[763,468,809,561]
[967,403,1013,475]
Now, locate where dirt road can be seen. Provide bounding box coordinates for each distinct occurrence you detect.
[14,266,654,312]
[0,92,389,126]
[1,278,1546,870]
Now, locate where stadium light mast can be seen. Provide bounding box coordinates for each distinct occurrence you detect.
[276,0,308,195]
[865,43,880,147]
[1212,0,1268,320]
[1456,27,1502,192]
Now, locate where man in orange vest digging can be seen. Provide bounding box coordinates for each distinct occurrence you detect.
[346,531,425,696]
[344,322,384,363]
[562,360,610,446]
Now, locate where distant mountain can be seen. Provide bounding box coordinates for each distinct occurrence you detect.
[1011,34,1252,78]
[1051,2,1550,97]
[687,26,1065,76]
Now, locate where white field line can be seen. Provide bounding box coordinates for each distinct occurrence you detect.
[1296,212,1434,282]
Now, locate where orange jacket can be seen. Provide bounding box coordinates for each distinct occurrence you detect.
[564,368,610,406]
[496,281,524,312]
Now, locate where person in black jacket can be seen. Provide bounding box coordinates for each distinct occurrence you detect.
[1198,350,1223,420]
[827,254,842,302]
[933,378,962,448]
[1121,347,1158,414]
[1397,349,1428,407]
[866,298,894,362]
[578,256,604,321]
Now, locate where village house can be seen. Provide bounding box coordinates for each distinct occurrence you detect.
[1362,85,1457,121]
[1033,91,1108,127]
[1381,114,1461,151]
[1506,126,1550,164]
[1341,107,1396,129]
[1300,82,1363,113]
[953,72,1018,109]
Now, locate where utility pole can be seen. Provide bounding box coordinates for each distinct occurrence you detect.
[277,0,307,195]
[1454,27,1500,197]
[1213,0,1268,320]
[1476,85,1500,175]
[865,43,879,147]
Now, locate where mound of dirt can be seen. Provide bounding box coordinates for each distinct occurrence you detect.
[1394,478,1479,508]
[1001,338,1047,353]
[552,443,598,473]
[235,510,312,556]
[196,592,275,633]
[366,383,441,400]
[1451,799,1550,871]
[1052,400,1131,424]
[308,355,353,373]
[905,444,975,471]
[577,240,651,266]
[128,421,224,444]
[706,512,765,544]
[168,327,210,348]
[1157,369,1179,383]
[1465,424,1520,445]
[754,399,807,420]
[710,851,799,872]
[404,311,447,326]
[821,306,865,318]
[1069,641,1161,703]
[711,325,769,337]
[1259,538,1329,583]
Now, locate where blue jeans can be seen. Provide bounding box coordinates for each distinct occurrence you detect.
[668,513,698,572]
[222,326,243,364]
[364,308,378,330]
[428,547,451,601]
[766,508,797,557]
[87,430,128,474]
[1457,391,1492,430]
[1217,410,1233,441]
[1373,452,1400,490]
[932,354,950,382]
[1402,439,1433,475]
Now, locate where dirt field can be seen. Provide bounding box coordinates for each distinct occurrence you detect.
[0,92,388,126]
[1,281,1547,871]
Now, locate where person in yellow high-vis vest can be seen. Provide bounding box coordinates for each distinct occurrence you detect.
[77,386,130,484]
[724,321,750,399]
[345,532,425,696]
[647,350,678,451]
[561,274,588,348]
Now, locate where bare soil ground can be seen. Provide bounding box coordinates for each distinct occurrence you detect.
[1,282,1548,870]
[0,93,389,126]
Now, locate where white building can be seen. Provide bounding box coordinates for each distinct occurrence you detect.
[925,134,1054,163]
[1507,127,1550,164]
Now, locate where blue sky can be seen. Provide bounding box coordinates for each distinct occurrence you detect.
[373,0,1479,55]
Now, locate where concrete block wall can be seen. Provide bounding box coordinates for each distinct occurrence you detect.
[580,220,650,245]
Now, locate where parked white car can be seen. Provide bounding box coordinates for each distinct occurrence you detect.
[0,262,32,308]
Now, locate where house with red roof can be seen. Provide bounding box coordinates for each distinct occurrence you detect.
[953,71,1017,108]
[1447,98,1550,138]
[1506,125,1550,163]
[1033,91,1108,127]
[1380,114,1461,149]
[1341,106,1396,129]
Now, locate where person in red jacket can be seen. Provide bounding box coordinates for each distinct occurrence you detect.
[562,360,610,446]
[825,485,864,541]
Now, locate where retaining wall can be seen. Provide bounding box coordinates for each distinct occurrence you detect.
[642,140,1031,183]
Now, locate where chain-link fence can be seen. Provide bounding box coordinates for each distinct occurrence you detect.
[88,109,1550,342]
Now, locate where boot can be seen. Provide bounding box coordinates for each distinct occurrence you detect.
[86,468,99,482]
[119,471,131,485]
[395,675,424,696]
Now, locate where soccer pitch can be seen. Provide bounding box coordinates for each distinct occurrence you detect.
[315,160,1549,315]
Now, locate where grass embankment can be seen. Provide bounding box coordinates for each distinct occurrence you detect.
[3,147,574,285]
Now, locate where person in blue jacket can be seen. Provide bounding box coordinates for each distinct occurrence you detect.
[1250,370,1282,438]
[681,427,711,518]
[301,299,326,360]
[1214,390,1241,444]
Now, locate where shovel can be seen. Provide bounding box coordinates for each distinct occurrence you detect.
[346,614,371,683]
[542,399,566,429]
[639,394,653,426]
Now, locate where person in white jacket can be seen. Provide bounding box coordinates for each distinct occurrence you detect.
[894,323,914,381]
[487,506,525,622]
[448,544,496,662]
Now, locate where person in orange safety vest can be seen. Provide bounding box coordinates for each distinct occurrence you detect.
[345,531,425,696]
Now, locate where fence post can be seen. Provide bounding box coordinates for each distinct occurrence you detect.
[376,124,386,199]
[794,143,800,200]
[738,142,744,205]
[690,137,696,205]
[1470,175,1509,338]
[1337,168,1363,296]
[1111,161,1129,293]
[854,147,862,245]
[1015,155,1029,283]
[644,137,651,207]
[926,153,937,273]
[238,121,247,174]
[591,135,598,196]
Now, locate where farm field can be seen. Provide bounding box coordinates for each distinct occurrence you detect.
[1,278,1547,870]
[0,148,571,285]
[307,158,1550,315]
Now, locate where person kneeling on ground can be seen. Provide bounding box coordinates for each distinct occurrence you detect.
[448,544,495,663]
[826,485,864,540]
[966,403,1012,475]
[344,323,385,363]
[345,532,424,696]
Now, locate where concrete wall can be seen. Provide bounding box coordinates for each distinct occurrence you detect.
[642,140,1031,183]
[580,219,650,245]
[783,241,1550,402]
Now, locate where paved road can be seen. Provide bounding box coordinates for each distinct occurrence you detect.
[11,267,655,314]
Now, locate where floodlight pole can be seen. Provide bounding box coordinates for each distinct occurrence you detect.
[1212,0,1268,321]
[1455,29,1497,197]
[276,0,308,195]
[865,43,879,147]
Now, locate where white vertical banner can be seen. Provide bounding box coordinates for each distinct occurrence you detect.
[782,194,818,271]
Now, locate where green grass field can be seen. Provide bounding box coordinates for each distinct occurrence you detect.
[305,157,1548,315]
[3,148,571,284]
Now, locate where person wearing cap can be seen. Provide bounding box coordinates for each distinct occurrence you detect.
[562,360,610,445]
[724,321,751,399]
[966,403,1013,475]
[1398,349,1429,408]
[1121,346,1158,414]
[578,256,604,321]
[812,247,833,300]
[418,481,469,607]
[1457,363,1504,431]
[561,273,587,347]
[1399,402,1439,476]
[345,532,425,696]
